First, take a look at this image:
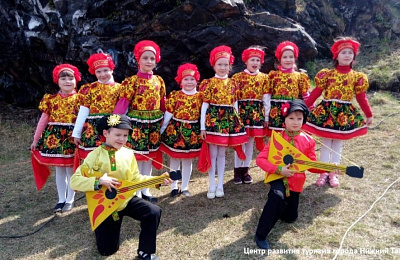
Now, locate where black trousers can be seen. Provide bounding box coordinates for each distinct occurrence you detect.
[95,196,162,256]
[255,180,300,240]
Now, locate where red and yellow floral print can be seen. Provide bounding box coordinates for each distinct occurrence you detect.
[232,72,269,100]
[165,91,203,120]
[119,75,166,110]
[79,82,121,113]
[314,69,369,101]
[199,78,238,105]
[267,70,310,98]
[39,93,81,123]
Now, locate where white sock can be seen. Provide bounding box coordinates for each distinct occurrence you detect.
[140,160,153,196]
[55,166,67,203]
[320,138,333,162]
[331,139,343,164]
[208,144,218,191]
[216,146,226,190]
[65,167,75,203]
[243,137,255,167]
[181,159,193,191]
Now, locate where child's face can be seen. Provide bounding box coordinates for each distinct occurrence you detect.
[138,51,156,73]
[213,58,230,77]
[337,48,355,66]
[280,50,295,69]
[284,111,303,132]
[58,75,76,94]
[181,76,197,91]
[245,57,261,73]
[95,67,113,82]
[103,128,129,149]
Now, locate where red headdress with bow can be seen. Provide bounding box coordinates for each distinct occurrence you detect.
[209,45,235,66]
[275,41,299,60]
[242,47,265,63]
[87,53,115,75]
[52,64,81,84]
[331,38,360,59]
[134,40,161,63]
[175,63,200,85]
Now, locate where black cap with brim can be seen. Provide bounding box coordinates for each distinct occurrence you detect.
[284,99,309,125]
[96,114,133,135]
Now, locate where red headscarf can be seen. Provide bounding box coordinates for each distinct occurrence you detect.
[331,38,360,59]
[52,64,81,84]
[275,41,299,60]
[175,63,200,85]
[86,53,115,75]
[134,40,161,63]
[241,47,265,63]
[209,45,235,66]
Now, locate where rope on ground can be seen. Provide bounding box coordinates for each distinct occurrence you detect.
[332,174,400,260]
[0,194,85,239]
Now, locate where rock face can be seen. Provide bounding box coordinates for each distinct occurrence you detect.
[0,0,399,107]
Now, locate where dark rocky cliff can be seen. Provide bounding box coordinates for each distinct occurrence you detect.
[1,0,399,107]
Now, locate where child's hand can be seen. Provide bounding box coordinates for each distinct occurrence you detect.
[366,117,373,126]
[30,142,37,151]
[201,130,207,140]
[99,173,119,191]
[74,137,82,145]
[161,172,173,185]
[280,164,296,177]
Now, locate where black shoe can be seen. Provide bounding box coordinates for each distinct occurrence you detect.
[142,194,158,203]
[170,189,179,198]
[62,203,74,212]
[137,250,159,260]
[254,235,270,249]
[53,202,65,213]
[180,190,191,197]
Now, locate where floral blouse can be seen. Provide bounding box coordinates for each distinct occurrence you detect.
[119,75,166,110]
[314,69,369,101]
[166,91,203,120]
[199,77,238,105]
[231,72,269,100]
[39,93,81,123]
[267,70,310,99]
[79,82,122,114]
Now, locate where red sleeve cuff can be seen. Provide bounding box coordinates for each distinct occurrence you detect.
[356,92,373,118]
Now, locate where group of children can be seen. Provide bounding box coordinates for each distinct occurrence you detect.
[30,37,373,258]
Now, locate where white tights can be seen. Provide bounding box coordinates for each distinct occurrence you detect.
[137,160,153,197]
[170,158,193,191]
[55,166,75,204]
[234,137,254,168]
[320,138,343,164]
[208,144,226,191]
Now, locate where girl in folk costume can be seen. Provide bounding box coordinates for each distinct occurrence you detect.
[160,63,203,197]
[199,45,248,199]
[303,37,373,187]
[231,46,270,185]
[114,40,166,203]
[72,53,121,166]
[267,41,311,133]
[30,64,81,213]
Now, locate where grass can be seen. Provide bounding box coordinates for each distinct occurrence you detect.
[1,91,400,260]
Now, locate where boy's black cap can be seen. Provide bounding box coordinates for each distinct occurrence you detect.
[282,99,309,125]
[96,114,133,135]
